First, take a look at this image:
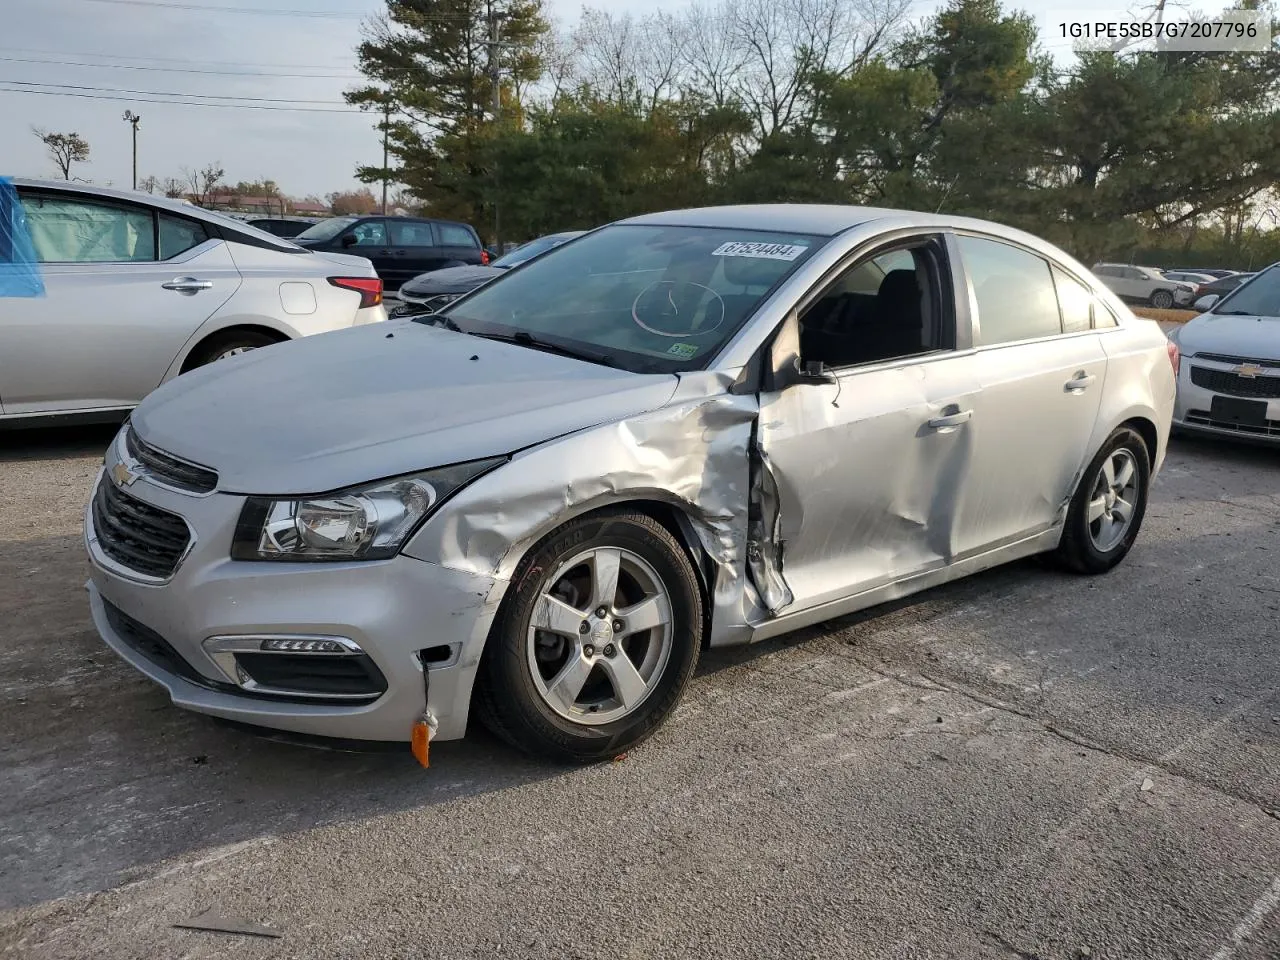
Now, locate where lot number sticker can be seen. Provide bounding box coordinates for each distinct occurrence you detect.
[668,343,699,359]
[711,241,808,261]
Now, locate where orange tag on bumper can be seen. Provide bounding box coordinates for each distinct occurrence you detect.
[411,719,431,768]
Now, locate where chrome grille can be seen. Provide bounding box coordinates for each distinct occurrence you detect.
[1193,353,1280,368]
[92,477,191,579]
[125,426,218,494]
[1189,366,1280,399]
[1186,412,1280,438]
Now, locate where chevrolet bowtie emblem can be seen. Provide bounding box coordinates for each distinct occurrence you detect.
[111,461,139,487]
[1234,363,1264,378]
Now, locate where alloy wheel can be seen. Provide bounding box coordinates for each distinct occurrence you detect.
[526,546,673,726]
[1087,449,1139,552]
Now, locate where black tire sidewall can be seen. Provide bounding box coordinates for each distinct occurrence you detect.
[480,511,702,761]
[1066,428,1151,571]
[1151,290,1174,309]
[189,331,279,368]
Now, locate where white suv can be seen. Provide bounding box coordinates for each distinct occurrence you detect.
[1092,263,1196,309]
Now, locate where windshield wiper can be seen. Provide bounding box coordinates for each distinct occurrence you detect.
[410,312,463,332]
[468,330,618,368]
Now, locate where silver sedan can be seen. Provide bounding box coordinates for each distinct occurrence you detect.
[1,179,386,426]
[84,205,1175,762]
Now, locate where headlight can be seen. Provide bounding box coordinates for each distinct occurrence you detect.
[231,457,505,561]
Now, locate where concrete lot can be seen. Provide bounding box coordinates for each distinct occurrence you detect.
[1,426,1278,959]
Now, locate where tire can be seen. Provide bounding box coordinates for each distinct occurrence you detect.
[1054,426,1151,574]
[1150,289,1175,309]
[186,330,282,369]
[474,508,703,763]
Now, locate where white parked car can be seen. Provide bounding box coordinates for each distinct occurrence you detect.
[1169,263,1280,442]
[1092,263,1197,309]
[85,204,1175,762]
[1161,270,1218,286]
[0,178,386,426]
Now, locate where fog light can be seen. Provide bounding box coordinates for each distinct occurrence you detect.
[260,638,349,653]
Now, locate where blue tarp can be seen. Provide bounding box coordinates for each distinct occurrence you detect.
[0,176,45,297]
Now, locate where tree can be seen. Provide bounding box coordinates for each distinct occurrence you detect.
[328,189,379,215]
[137,175,160,194]
[33,129,90,180]
[348,0,550,231]
[182,163,225,206]
[161,177,186,199]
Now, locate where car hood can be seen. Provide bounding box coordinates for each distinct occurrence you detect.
[131,320,679,494]
[400,265,503,297]
[1177,312,1280,360]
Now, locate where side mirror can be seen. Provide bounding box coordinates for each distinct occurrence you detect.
[341,234,359,248]
[1194,294,1219,312]
[796,358,837,384]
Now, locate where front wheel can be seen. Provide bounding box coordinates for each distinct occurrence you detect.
[474,509,703,763]
[1054,427,1151,574]
[1150,289,1175,309]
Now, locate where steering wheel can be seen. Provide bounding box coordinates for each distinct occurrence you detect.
[630,280,726,338]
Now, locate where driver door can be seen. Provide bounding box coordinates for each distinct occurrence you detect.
[755,234,981,613]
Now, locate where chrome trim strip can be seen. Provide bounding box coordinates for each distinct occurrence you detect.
[116,427,219,499]
[201,634,378,701]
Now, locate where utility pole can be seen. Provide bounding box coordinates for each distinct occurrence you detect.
[381,94,390,215]
[122,111,140,190]
[487,4,507,251]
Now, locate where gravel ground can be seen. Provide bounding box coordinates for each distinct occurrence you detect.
[1,425,1278,960]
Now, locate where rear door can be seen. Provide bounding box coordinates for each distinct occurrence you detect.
[387,219,446,287]
[949,233,1107,554]
[0,189,239,415]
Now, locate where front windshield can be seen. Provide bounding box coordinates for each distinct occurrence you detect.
[1212,265,1279,317]
[492,233,581,268]
[295,217,355,242]
[436,224,825,372]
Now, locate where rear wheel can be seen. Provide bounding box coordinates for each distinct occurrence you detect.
[185,330,282,370]
[1054,427,1150,574]
[474,509,702,763]
[1150,289,1175,309]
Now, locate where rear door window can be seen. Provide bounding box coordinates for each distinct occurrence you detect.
[957,235,1062,345]
[389,220,437,248]
[348,220,387,247]
[158,214,209,259]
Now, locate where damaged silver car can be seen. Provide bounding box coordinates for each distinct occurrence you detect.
[84,205,1176,762]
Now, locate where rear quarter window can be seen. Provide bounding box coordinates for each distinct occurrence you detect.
[437,223,479,248]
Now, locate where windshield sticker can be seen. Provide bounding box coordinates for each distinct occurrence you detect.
[667,343,699,359]
[711,241,808,261]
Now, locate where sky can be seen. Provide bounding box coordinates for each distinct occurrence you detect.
[0,0,1152,199]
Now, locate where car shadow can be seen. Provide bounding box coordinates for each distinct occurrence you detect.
[0,422,119,462]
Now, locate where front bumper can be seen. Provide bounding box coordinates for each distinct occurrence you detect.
[84,455,504,742]
[1172,357,1280,444]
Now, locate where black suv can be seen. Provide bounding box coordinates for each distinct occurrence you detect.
[292,215,486,290]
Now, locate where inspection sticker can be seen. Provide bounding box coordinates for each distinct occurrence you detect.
[668,343,699,359]
[711,241,807,261]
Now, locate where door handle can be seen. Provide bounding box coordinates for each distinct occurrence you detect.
[161,277,212,294]
[927,409,973,430]
[1064,371,1097,393]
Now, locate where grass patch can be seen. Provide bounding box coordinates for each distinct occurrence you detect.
[1132,306,1198,324]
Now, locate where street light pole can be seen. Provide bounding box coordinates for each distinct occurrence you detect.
[122,111,141,190]
[381,96,390,215]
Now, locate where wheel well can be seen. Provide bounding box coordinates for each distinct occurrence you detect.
[587,500,717,649]
[1120,416,1158,463]
[180,324,289,372]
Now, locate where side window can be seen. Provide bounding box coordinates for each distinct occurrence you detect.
[158,214,208,260]
[1094,300,1119,327]
[1094,265,1115,278]
[389,220,435,246]
[1053,267,1093,334]
[800,241,948,368]
[20,193,155,263]
[347,221,387,246]
[437,223,479,248]
[957,235,1061,345]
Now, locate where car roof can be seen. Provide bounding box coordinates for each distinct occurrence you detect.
[620,204,1070,246]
